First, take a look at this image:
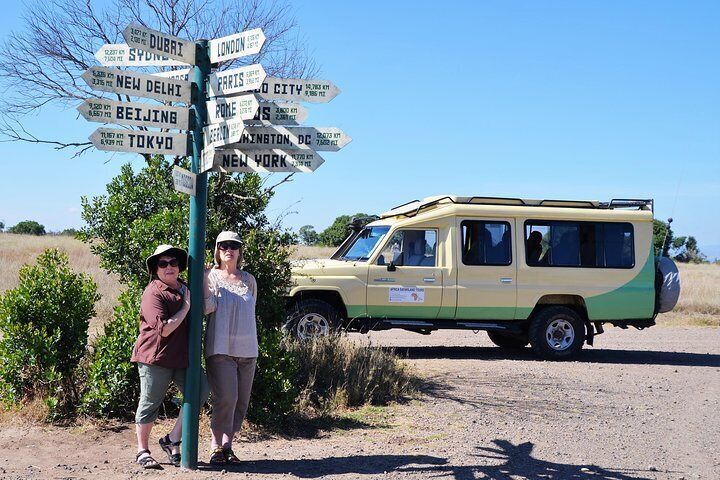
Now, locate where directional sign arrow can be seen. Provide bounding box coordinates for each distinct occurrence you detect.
[208,28,265,64]
[257,77,341,103]
[228,126,351,151]
[244,102,309,126]
[209,149,325,173]
[154,68,192,81]
[203,119,245,149]
[95,43,189,66]
[123,23,195,65]
[78,98,189,130]
[208,64,266,97]
[82,66,191,103]
[90,128,190,156]
[206,96,259,124]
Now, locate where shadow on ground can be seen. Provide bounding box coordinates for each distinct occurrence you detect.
[389,346,720,367]
[197,439,661,479]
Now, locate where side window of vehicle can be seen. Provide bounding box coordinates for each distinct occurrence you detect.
[525,221,634,268]
[377,229,437,267]
[461,220,512,266]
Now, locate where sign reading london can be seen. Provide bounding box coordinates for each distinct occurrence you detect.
[123,23,195,65]
[78,98,189,130]
[209,28,265,63]
[89,128,190,156]
[82,66,191,103]
[95,44,189,66]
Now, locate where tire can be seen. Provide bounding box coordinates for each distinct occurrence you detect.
[528,306,585,360]
[283,299,341,340]
[487,331,529,349]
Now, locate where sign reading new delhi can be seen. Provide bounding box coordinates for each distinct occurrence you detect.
[82,66,191,103]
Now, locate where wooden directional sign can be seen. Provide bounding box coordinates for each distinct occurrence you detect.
[172,166,196,196]
[78,98,189,130]
[155,68,192,81]
[123,23,195,65]
[257,77,341,103]
[208,64,266,97]
[95,44,189,66]
[245,102,309,126]
[209,149,325,173]
[82,66,191,103]
[90,128,190,156]
[203,119,245,148]
[228,126,351,151]
[206,96,259,124]
[209,28,265,64]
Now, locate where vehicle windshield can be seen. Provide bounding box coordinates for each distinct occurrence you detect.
[341,226,390,261]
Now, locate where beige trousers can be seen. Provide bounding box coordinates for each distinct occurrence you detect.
[206,354,256,435]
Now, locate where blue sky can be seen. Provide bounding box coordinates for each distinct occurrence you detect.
[1,1,718,257]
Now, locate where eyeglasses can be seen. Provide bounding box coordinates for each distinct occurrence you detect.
[157,259,179,268]
[218,242,240,251]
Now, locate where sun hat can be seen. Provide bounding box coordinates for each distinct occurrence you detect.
[146,244,188,275]
[214,231,243,267]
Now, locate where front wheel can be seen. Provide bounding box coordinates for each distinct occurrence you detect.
[487,331,529,349]
[528,306,585,360]
[283,299,341,340]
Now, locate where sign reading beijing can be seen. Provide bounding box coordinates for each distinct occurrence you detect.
[78,98,189,130]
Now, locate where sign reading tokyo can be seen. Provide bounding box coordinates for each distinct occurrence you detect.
[78,98,189,130]
[209,28,265,63]
[229,126,351,151]
[209,149,325,173]
[95,44,189,66]
[123,23,195,65]
[90,128,190,156]
[258,77,340,103]
[82,66,191,103]
[208,64,266,97]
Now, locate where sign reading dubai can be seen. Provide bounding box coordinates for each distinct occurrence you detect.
[82,66,191,103]
[95,44,189,66]
[90,128,190,156]
[209,28,265,63]
[78,98,189,130]
[230,126,351,151]
[123,23,195,65]
[208,64,266,97]
[258,77,341,103]
[210,149,325,173]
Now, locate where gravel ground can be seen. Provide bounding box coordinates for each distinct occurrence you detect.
[1,326,718,480]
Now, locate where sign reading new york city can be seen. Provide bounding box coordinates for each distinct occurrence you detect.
[258,77,341,103]
[208,149,325,173]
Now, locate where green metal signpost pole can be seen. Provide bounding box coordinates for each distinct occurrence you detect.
[182,39,210,470]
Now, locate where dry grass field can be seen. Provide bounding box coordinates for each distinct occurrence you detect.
[0,233,717,329]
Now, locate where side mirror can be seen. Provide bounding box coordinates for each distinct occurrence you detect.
[387,261,397,272]
[387,251,403,271]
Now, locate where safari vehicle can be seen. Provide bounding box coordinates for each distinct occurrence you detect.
[285,196,680,360]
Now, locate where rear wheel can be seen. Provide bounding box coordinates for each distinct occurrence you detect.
[283,299,341,340]
[487,331,529,349]
[528,306,585,360]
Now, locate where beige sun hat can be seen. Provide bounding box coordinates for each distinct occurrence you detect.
[146,244,188,275]
[214,231,243,267]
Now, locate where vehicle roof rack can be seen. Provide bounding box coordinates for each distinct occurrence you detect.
[382,195,653,219]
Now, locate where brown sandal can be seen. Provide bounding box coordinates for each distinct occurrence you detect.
[223,447,241,464]
[136,449,162,469]
[209,447,226,465]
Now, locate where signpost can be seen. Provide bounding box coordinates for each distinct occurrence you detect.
[207,148,325,173]
[258,77,341,103]
[245,101,309,126]
[82,66,191,103]
[228,126,351,151]
[123,23,196,65]
[95,43,189,66]
[204,118,245,148]
[208,28,265,63]
[207,64,266,97]
[89,128,190,156]
[78,98,189,130]
[172,166,197,196]
[206,96,260,124]
[155,68,192,81]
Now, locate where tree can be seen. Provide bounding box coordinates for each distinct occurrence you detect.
[298,225,318,245]
[8,220,46,236]
[672,236,706,263]
[319,213,372,247]
[0,0,317,155]
[0,220,4,232]
[652,219,673,257]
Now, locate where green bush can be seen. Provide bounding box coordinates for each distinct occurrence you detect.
[318,213,371,246]
[0,249,99,419]
[80,287,142,418]
[8,220,46,236]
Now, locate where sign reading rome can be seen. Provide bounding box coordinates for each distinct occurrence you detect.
[82,66,191,103]
[95,43,189,66]
[258,77,340,103]
[122,23,195,65]
[209,28,265,63]
[228,126,351,151]
[206,96,260,124]
[78,98,189,130]
[90,128,190,156]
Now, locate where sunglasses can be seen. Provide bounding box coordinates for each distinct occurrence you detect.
[218,242,241,251]
[157,258,179,268]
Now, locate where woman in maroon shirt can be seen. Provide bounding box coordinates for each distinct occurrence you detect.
[130,244,206,469]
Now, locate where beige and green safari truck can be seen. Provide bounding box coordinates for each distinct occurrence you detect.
[284,196,681,360]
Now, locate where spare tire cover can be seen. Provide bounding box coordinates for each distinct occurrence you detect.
[657,257,681,313]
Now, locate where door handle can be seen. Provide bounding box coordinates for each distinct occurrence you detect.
[373,278,395,283]
[500,277,513,284]
[423,277,436,283]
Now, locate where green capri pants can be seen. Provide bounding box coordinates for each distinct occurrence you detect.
[136,362,210,424]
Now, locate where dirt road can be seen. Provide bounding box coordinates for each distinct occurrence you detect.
[1,326,718,479]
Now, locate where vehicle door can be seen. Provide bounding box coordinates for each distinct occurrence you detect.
[366,228,443,319]
[455,218,517,319]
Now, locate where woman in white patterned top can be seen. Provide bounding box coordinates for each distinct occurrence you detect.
[203,231,258,465]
